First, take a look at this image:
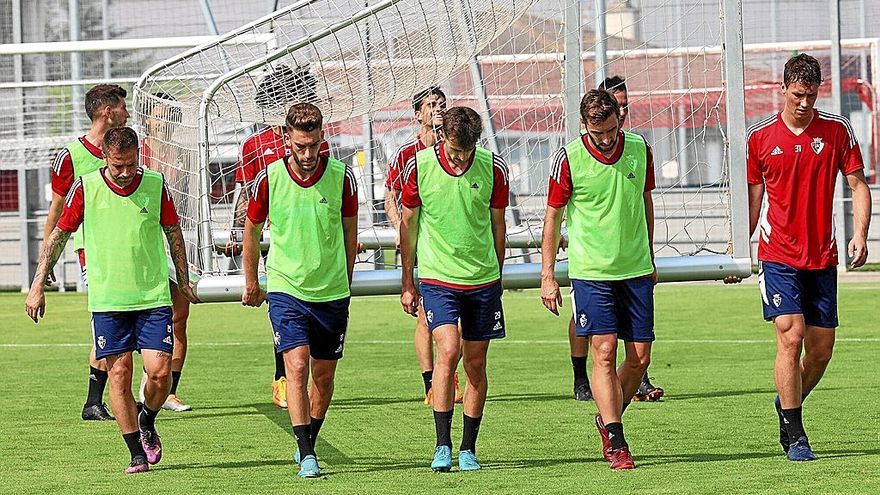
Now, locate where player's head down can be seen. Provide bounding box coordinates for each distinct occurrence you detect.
[782,54,822,121]
[102,127,140,188]
[285,103,324,173]
[599,75,629,126]
[255,65,319,109]
[440,106,482,168]
[580,89,621,153]
[412,86,447,129]
[85,84,129,127]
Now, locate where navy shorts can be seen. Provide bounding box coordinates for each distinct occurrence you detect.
[419,280,505,341]
[758,261,838,328]
[570,277,655,342]
[267,292,350,360]
[91,306,174,360]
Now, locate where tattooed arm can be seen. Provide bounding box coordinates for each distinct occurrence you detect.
[25,227,71,322]
[163,223,200,303]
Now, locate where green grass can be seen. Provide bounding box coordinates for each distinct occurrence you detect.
[2,283,879,494]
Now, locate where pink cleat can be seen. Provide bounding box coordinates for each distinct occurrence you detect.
[125,456,149,474]
[140,430,163,465]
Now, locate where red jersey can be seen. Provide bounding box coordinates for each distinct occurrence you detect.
[246,156,359,224]
[747,110,864,270]
[547,132,655,208]
[57,168,179,233]
[235,126,330,185]
[385,137,426,191]
[51,136,103,197]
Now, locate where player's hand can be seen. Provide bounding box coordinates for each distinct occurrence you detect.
[540,277,562,316]
[557,236,567,253]
[25,287,46,323]
[179,282,202,304]
[357,242,366,254]
[242,282,266,307]
[400,282,420,317]
[723,275,743,284]
[849,235,868,269]
[44,269,56,287]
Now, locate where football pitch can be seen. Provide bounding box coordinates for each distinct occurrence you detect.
[2,282,879,494]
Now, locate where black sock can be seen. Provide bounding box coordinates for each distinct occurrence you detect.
[641,372,650,384]
[293,424,315,458]
[122,431,146,461]
[621,401,631,416]
[780,407,807,444]
[138,405,160,432]
[169,371,181,395]
[433,409,454,448]
[422,370,434,394]
[460,414,483,453]
[86,366,108,406]
[571,356,589,387]
[605,422,628,450]
[309,416,325,449]
[275,352,286,380]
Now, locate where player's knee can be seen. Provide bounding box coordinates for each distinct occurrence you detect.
[591,340,617,366]
[626,352,650,372]
[463,353,487,375]
[284,356,309,382]
[435,342,459,365]
[146,366,171,385]
[807,345,833,366]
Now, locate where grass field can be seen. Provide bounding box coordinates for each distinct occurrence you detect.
[2,283,879,494]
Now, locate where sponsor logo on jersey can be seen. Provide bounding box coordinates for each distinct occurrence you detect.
[626,172,636,179]
[163,336,173,345]
[794,144,803,153]
[770,146,783,156]
[579,313,588,328]
[97,335,106,349]
[140,206,149,214]
[811,137,825,155]
[263,148,275,156]
[319,197,328,204]
[772,293,782,308]
[492,321,503,331]
[471,182,479,189]
[426,310,434,324]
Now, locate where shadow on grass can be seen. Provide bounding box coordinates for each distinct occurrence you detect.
[668,385,861,402]
[486,392,572,403]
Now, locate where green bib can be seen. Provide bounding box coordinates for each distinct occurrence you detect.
[65,139,104,251]
[415,146,500,285]
[81,168,171,312]
[266,158,350,302]
[565,131,654,281]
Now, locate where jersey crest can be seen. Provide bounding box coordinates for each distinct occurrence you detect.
[811,136,825,155]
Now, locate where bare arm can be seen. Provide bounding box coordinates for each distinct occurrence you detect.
[342,216,358,284]
[846,170,872,268]
[241,217,266,306]
[540,205,565,315]
[162,224,200,303]
[748,183,765,237]
[490,208,506,278]
[232,183,250,229]
[399,205,420,316]
[40,193,66,284]
[25,227,72,322]
[385,190,401,231]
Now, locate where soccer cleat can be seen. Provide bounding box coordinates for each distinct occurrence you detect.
[140,429,163,465]
[458,450,481,471]
[298,455,321,478]
[594,414,613,462]
[787,436,817,462]
[124,455,149,475]
[454,372,464,404]
[272,377,288,409]
[431,446,453,472]
[162,394,192,412]
[424,388,433,406]
[82,402,115,421]
[633,376,664,402]
[573,382,593,401]
[608,447,635,470]
[774,396,789,453]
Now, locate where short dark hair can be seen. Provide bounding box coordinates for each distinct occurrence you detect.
[580,90,620,125]
[412,86,446,113]
[285,103,323,132]
[599,75,627,93]
[85,84,127,121]
[143,92,182,126]
[102,127,139,153]
[441,106,482,149]
[255,65,319,108]
[784,54,822,87]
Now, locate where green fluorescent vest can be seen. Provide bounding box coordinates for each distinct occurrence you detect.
[81,168,171,312]
[565,131,654,281]
[415,146,500,285]
[265,158,350,302]
[66,139,104,251]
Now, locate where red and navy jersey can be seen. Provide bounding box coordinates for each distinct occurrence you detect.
[57,168,179,233]
[747,110,864,270]
[246,155,359,224]
[385,137,426,192]
[236,126,330,185]
[50,136,103,197]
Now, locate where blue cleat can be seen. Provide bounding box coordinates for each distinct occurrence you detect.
[294,449,300,464]
[458,450,481,471]
[787,436,817,462]
[431,446,452,472]
[774,396,789,453]
[298,455,321,478]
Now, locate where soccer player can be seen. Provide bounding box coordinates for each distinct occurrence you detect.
[139,92,193,412]
[399,106,509,472]
[25,126,199,474]
[226,67,329,409]
[242,103,358,479]
[541,90,657,470]
[44,84,129,421]
[384,86,463,406]
[740,54,872,461]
